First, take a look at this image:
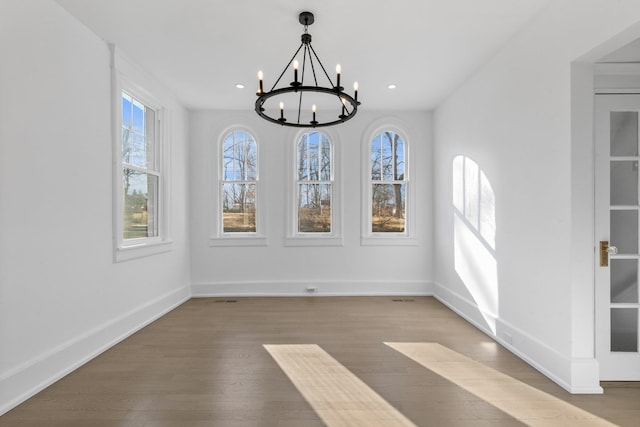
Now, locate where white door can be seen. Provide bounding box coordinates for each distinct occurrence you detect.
[595,94,640,380]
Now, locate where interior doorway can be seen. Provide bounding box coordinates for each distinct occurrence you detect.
[594,93,640,380]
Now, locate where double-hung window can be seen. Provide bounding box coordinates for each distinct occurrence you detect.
[221,130,258,233]
[370,130,406,233]
[121,91,160,241]
[286,130,342,246]
[112,46,171,262]
[210,127,266,246]
[362,126,415,245]
[297,131,333,233]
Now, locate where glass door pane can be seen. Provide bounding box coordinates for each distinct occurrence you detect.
[611,111,639,156]
[611,308,638,352]
[611,259,639,303]
[610,161,638,205]
[609,110,640,354]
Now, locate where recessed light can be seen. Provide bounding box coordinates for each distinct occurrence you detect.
[235,83,245,89]
[387,84,397,90]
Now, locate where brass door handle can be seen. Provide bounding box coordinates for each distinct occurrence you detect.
[600,241,618,267]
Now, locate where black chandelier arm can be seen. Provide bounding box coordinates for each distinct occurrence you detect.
[270,43,305,92]
[335,93,352,116]
[296,80,304,123]
[308,44,337,89]
[296,45,310,123]
[302,43,318,86]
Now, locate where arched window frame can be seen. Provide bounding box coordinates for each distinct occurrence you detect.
[285,128,343,247]
[210,125,267,246]
[361,121,416,245]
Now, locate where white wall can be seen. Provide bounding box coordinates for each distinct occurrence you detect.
[189,110,433,296]
[0,0,190,414]
[433,0,640,393]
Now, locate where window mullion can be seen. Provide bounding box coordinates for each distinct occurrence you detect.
[379,138,383,181]
[243,139,248,181]
[317,137,321,181]
[306,136,310,183]
[122,163,148,174]
[123,162,161,176]
[392,133,396,181]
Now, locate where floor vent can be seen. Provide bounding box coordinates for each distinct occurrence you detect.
[214,299,238,303]
[392,299,416,302]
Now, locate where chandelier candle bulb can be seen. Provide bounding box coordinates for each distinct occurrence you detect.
[336,64,341,89]
[280,102,284,120]
[354,82,359,102]
[293,60,299,84]
[312,104,317,122]
[258,70,264,94]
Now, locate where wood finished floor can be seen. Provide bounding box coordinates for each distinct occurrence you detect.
[2,297,639,426]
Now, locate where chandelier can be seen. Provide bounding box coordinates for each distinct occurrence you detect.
[255,12,360,128]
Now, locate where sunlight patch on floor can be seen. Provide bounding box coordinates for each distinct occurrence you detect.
[385,342,616,427]
[264,344,416,427]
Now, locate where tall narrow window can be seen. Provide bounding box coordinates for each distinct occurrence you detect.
[370,131,406,233]
[221,130,258,233]
[113,47,172,262]
[296,131,332,233]
[121,91,160,241]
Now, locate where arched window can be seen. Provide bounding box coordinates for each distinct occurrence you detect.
[220,129,258,234]
[369,130,407,234]
[296,131,333,233]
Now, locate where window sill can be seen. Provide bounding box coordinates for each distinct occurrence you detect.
[360,236,418,246]
[115,240,173,262]
[285,236,344,247]
[209,236,268,247]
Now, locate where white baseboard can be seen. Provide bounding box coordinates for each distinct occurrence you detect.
[432,281,603,394]
[0,285,191,416]
[191,280,434,297]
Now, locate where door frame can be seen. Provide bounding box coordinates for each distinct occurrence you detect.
[594,93,640,380]
[570,29,640,391]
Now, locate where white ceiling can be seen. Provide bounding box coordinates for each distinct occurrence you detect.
[55,0,550,111]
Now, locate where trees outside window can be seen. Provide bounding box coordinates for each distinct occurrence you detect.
[370,131,406,233]
[121,91,160,241]
[221,130,258,233]
[296,132,332,233]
